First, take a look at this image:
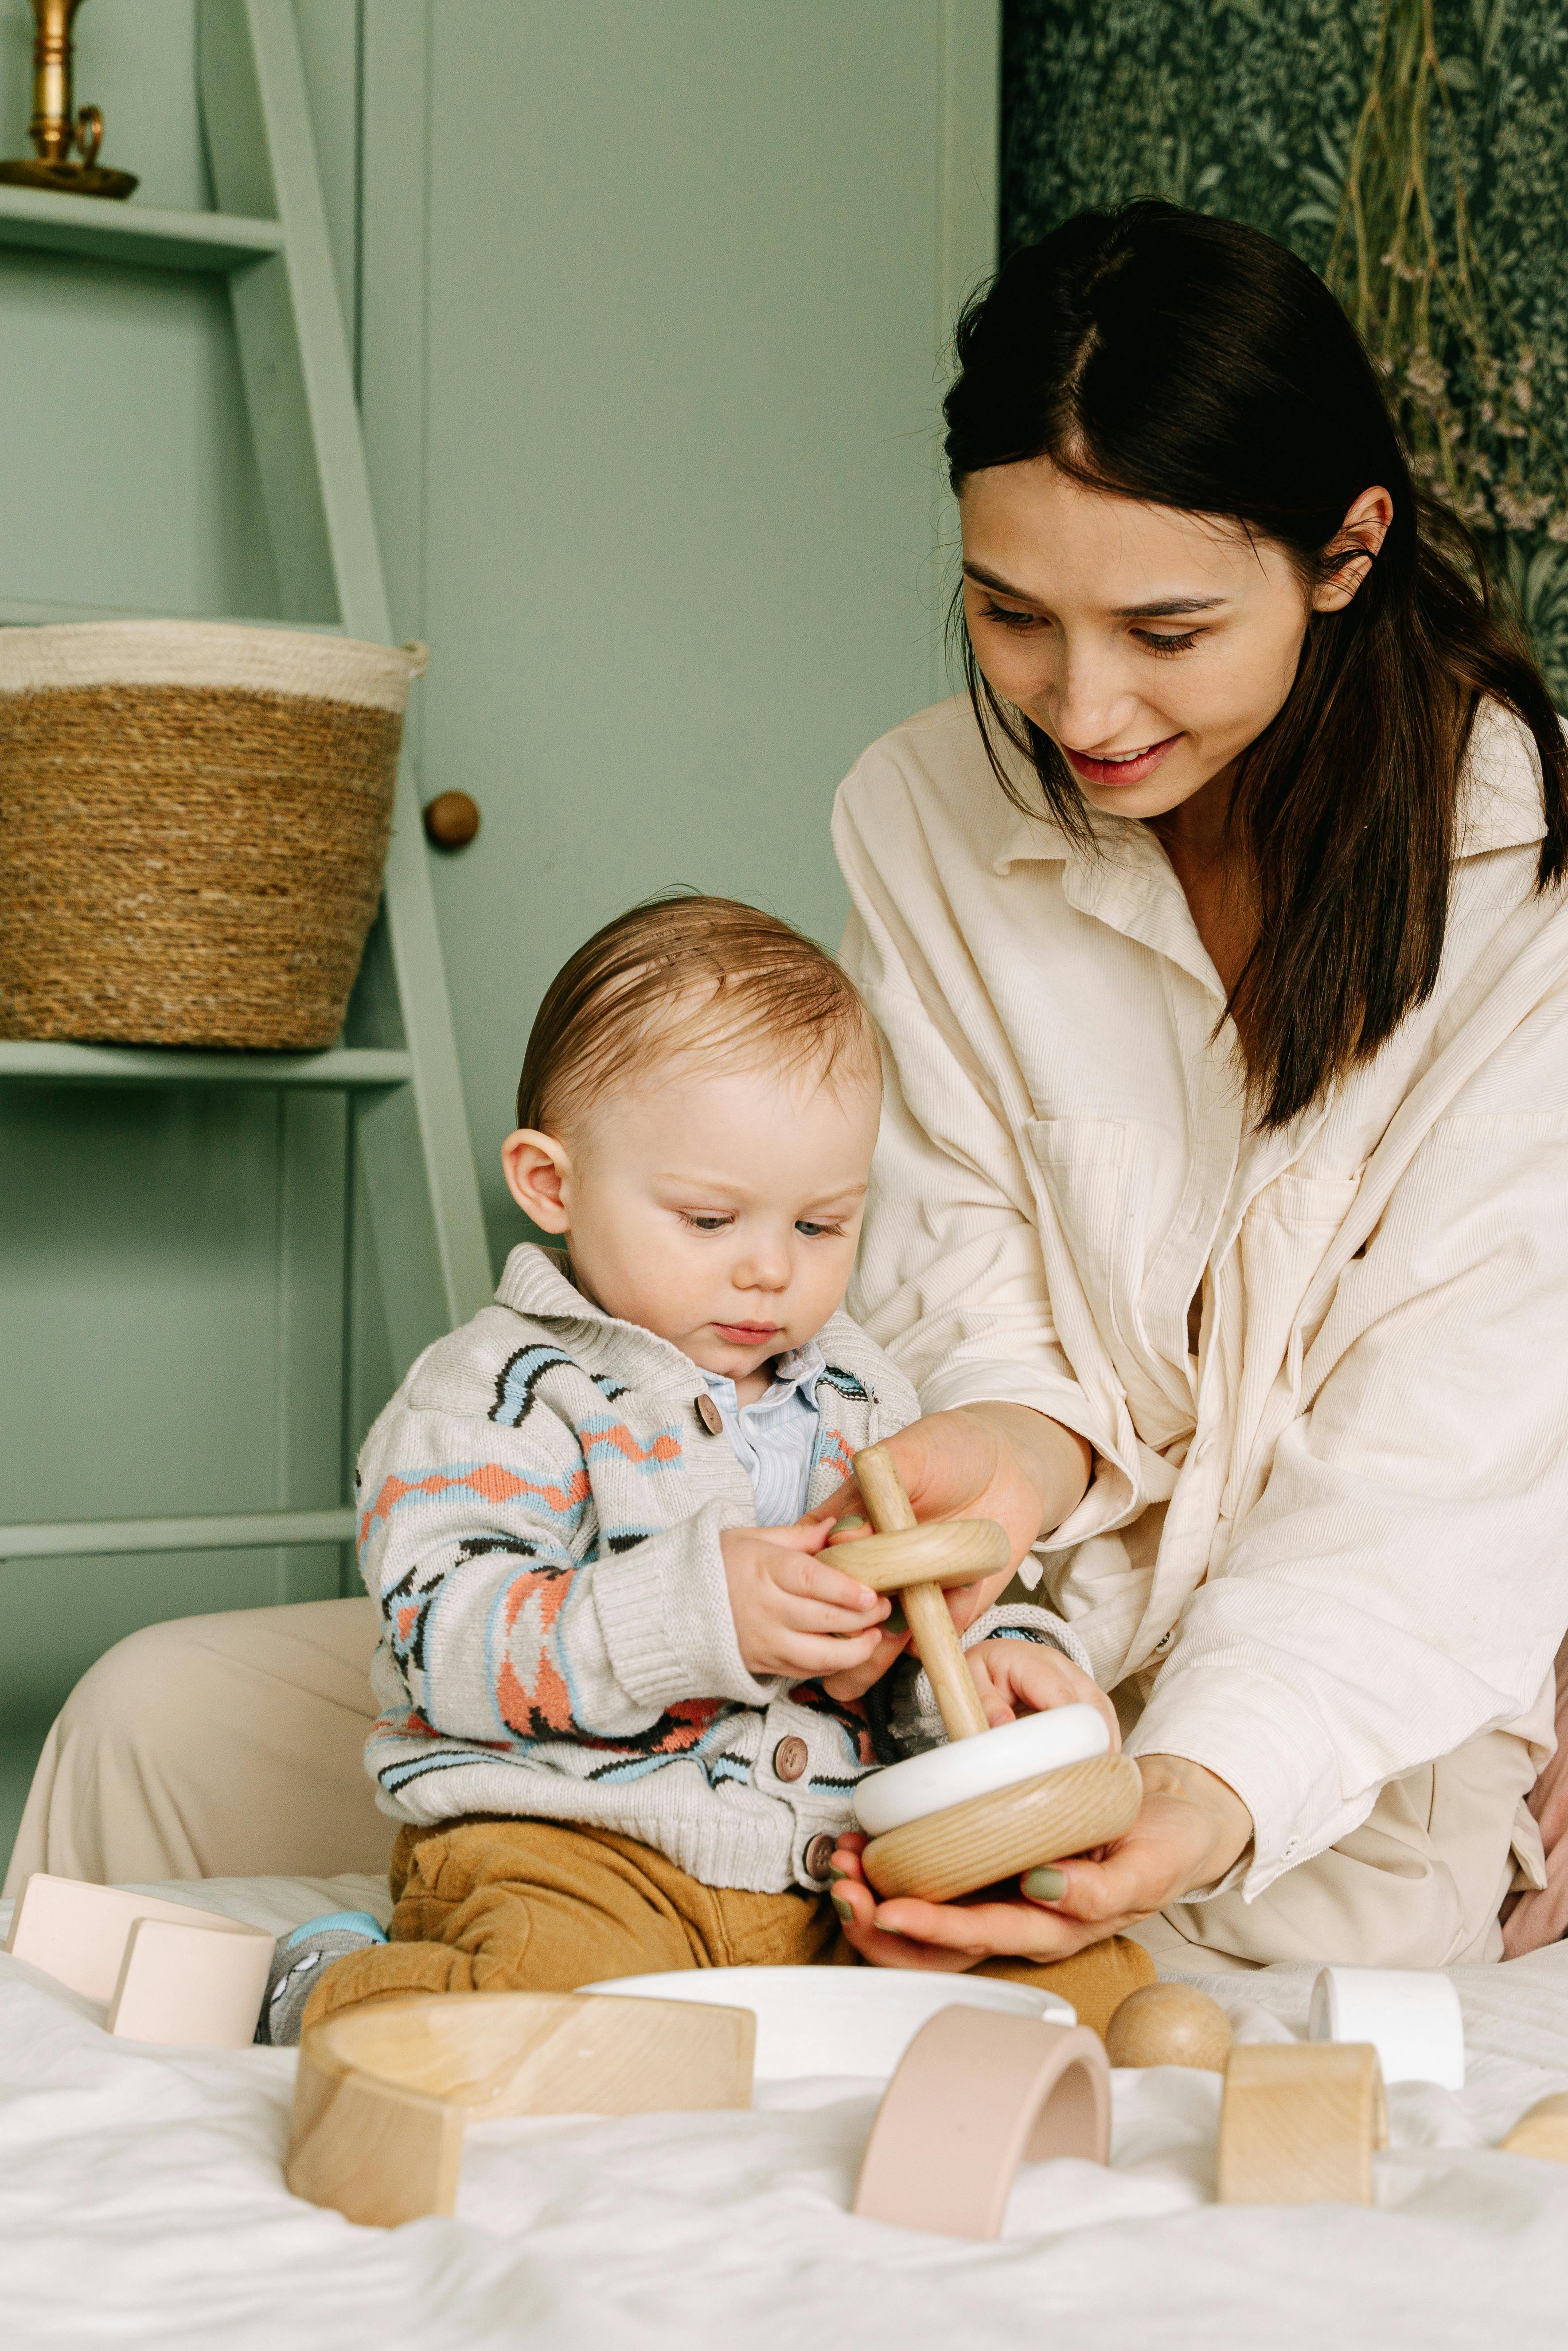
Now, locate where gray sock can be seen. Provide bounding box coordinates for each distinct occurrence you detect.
[256,1908,388,2047]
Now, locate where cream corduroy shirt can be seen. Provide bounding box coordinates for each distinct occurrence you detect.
[835,694,1568,1902]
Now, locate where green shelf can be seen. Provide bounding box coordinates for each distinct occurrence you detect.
[0,1041,413,1088]
[0,183,283,274]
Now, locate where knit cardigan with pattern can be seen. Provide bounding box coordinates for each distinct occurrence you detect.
[356,1245,1089,1892]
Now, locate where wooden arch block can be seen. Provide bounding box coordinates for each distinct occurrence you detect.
[853,2007,1111,2238]
[287,1989,755,2229]
[1500,2092,1568,2163]
[1217,2042,1388,2205]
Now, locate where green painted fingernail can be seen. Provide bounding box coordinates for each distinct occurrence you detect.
[831,1512,866,1535]
[876,1920,904,1936]
[1022,1867,1066,1902]
[831,1894,853,1921]
[883,1604,906,1635]
[827,1865,849,1882]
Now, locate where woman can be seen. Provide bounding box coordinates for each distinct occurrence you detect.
[12,203,1568,1971]
[822,200,1568,1972]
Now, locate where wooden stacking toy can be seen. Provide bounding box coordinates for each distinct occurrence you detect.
[843,1445,1142,1901]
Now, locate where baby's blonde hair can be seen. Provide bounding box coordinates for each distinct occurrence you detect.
[516,893,879,1135]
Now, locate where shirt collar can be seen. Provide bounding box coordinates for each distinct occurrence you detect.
[1459,701,1549,856]
[701,1337,826,1414]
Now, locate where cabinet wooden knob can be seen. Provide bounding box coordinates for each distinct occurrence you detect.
[422,791,480,849]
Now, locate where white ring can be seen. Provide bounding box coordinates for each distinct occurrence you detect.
[853,1703,1110,1835]
[1308,1966,1465,2090]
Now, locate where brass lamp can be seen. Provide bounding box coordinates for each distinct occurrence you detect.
[0,0,138,200]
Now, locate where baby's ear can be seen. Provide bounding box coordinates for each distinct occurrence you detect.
[502,1128,573,1231]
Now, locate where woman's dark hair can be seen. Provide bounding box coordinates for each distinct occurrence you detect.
[944,199,1568,1128]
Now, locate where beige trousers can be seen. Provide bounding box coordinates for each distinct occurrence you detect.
[1131,1727,1542,1973]
[1,1597,1531,1969]
[3,1597,394,1896]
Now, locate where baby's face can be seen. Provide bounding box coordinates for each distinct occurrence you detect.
[527,1054,879,1389]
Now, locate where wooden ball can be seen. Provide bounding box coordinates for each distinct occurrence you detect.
[422,790,480,849]
[1105,1982,1233,2072]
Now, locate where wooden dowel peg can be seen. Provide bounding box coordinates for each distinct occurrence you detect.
[852,1443,991,1742]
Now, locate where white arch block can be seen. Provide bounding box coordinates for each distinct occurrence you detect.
[1308,1965,1465,2090]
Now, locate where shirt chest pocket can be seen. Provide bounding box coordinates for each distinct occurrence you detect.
[1024,1117,1147,1350]
[1236,1168,1365,1375]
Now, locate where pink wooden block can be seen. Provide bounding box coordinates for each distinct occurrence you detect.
[5,1873,271,2046]
[853,2007,1112,2238]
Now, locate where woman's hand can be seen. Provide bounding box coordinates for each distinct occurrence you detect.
[814,1403,1092,1700]
[828,1754,1253,1968]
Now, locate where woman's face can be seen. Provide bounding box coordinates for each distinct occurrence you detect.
[960,456,1386,824]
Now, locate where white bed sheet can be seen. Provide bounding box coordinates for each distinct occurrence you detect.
[2,1871,1565,2351]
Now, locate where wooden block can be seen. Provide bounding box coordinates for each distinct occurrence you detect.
[106,1916,273,2049]
[1105,1982,1233,2072]
[854,2009,1110,2238]
[287,1989,756,2229]
[1500,2092,1568,2163]
[824,1518,1009,1594]
[861,1752,1143,1903]
[5,1873,266,2005]
[1217,2042,1388,2205]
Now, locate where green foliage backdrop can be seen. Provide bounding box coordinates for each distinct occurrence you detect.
[1001,0,1568,697]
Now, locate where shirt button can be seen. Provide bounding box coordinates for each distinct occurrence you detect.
[802,1833,836,1881]
[695,1393,724,1435]
[773,1735,809,1782]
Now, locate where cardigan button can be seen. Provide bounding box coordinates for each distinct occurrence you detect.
[802,1833,836,1881]
[772,1735,809,1782]
[695,1392,725,1435]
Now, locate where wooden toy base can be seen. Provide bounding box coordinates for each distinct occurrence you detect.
[861,1751,1142,1903]
[287,1989,755,2228]
[853,2007,1110,2237]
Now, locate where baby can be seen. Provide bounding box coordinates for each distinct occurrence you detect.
[262,894,1116,2042]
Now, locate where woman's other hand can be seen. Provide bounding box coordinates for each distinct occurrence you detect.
[815,1403,1092,1700]
[828,1755,1252,1966]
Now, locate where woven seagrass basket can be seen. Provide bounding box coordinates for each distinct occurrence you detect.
[0,621,426,1049]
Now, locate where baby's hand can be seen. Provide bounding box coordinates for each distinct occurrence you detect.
[722,1516,890,1679]
[965,1639,1119,1747]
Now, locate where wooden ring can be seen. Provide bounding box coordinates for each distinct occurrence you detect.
[287,1991,754,2228]
[860,1751,1142,1902]
[854,2007,1110,2237]
[824,1516,1009,1594]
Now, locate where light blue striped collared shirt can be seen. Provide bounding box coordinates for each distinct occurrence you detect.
[699,1340,825,1526]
